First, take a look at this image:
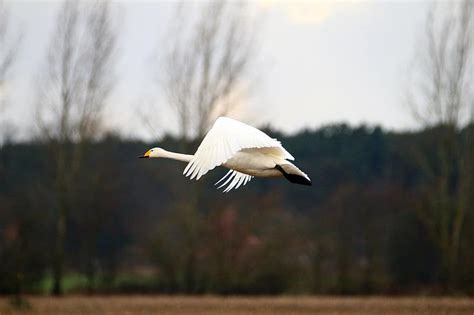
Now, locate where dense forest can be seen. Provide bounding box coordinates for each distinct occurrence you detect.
[1,123,473,295]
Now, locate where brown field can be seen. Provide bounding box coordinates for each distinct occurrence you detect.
[1,296,474,315]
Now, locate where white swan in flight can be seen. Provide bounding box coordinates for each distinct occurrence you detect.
[139,117,311,192]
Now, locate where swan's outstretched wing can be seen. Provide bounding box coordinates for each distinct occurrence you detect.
[183,117,294,180]
[215,170,253,192]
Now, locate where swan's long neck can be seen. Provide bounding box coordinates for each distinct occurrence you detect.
[161,150,193,163]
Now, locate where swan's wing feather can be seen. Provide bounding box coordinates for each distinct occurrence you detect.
[184,117,294,180]
[215,170,253,192]
[217,171,236,189]
[214,169,233,186]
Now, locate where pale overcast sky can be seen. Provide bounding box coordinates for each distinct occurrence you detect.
[3,0,430,140]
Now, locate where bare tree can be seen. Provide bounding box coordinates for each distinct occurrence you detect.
[407,0,474,289]
[146,3,259,292]
[35,0,116,295]
[156,2,258,141]
[0,0,21,183]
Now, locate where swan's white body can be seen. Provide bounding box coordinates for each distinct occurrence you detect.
[223,148,283,177]
[140,117,311,192]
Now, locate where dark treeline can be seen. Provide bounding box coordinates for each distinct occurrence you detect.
[1,123,473,295]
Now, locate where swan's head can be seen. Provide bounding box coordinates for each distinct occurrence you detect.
[139,147,165,159]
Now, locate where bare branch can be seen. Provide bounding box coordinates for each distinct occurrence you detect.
[155,2,259,140]
[0,0,21,110]
[36,0,116,143]
[409,1,474,128]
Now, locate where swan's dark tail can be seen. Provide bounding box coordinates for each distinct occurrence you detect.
[275,163,312,186]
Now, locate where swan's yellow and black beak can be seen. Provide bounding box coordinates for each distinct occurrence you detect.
[138,149,151,159]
